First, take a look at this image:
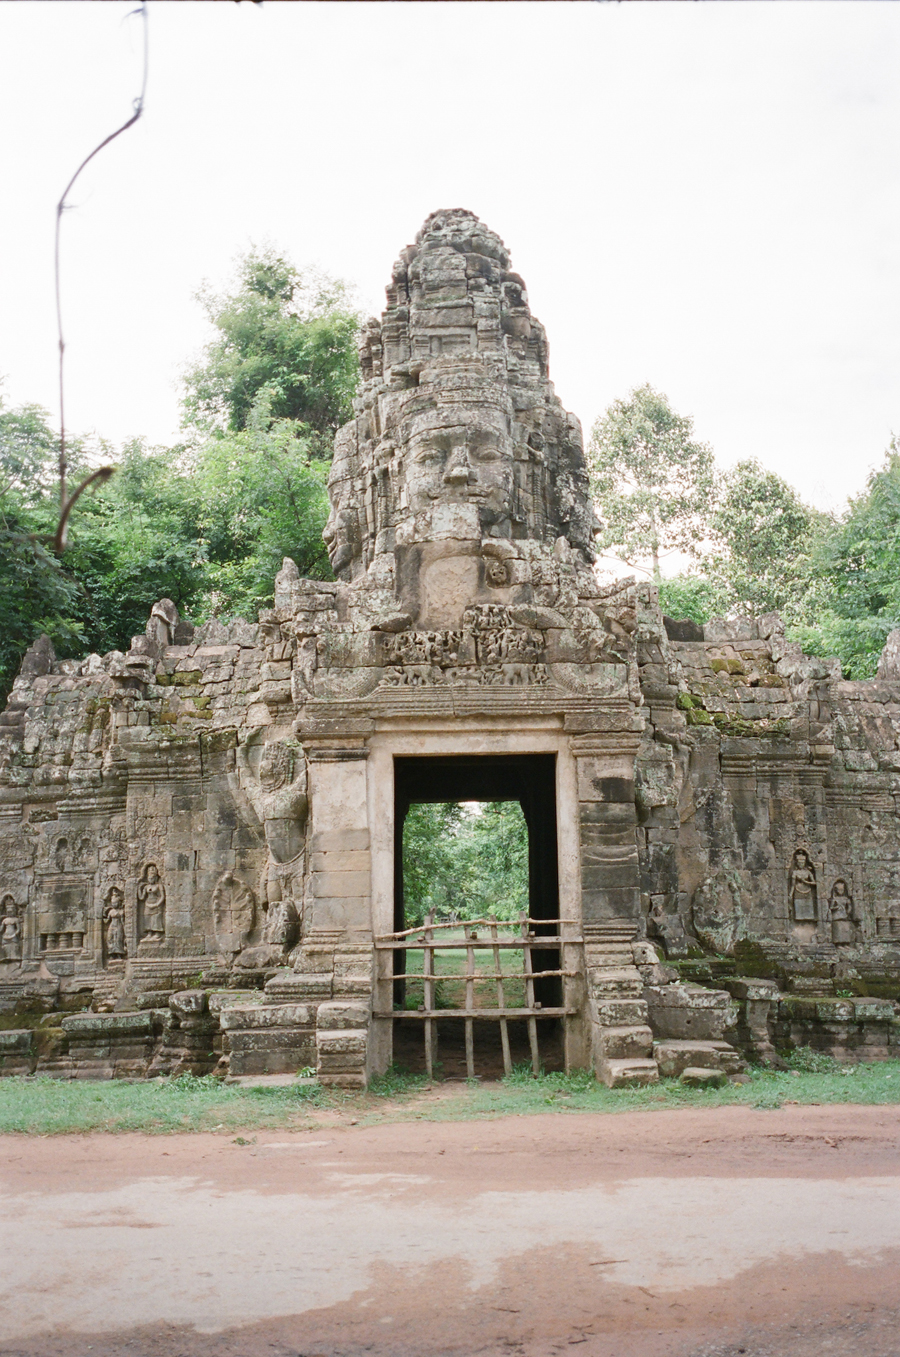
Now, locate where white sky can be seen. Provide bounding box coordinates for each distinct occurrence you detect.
[1,1,899,518]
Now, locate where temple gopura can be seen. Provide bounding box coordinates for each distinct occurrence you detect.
[1,209,899,1085]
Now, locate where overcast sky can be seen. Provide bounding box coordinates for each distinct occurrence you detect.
[1,1,898,517]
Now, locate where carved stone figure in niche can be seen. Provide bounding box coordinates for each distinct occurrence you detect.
[0,895,22,962]
[691,876,741,955]
[647,899,690,959]
[829,879,857,946]
[212,871,257,959]
[137,863,166,940]
[103,886,127,959]
[72,835,91,868]
[789,850,818,923]
[54,837,68,872]
[236,738,308,909]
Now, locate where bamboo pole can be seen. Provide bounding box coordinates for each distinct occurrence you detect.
[521,914,540,1077]
[491,918,512,1077]
[423,912,435,1081]
[464,921,476,1080]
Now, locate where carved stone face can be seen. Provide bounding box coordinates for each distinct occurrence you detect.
[323,503,361,574]
[404,407,514,533]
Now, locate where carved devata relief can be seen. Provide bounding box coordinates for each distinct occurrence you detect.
[212,871,257,960]
[234,737,307,960]
[828,878,858,946]
[0,894,23,963]
[102,885,127,960]
[789,849,818,922]
[137,863,166,943]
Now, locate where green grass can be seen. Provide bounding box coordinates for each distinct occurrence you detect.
[2,1053,900,1136]
[0,1074,324,1135]
[401,927,528,1009]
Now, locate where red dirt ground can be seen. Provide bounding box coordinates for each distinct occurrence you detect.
[1,1103,899,1357]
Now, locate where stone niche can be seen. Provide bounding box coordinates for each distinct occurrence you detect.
[0,209,899,1086]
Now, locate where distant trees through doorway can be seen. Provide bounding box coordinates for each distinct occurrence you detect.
[402,801,528,927]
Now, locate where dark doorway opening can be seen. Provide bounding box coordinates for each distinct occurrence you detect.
[391,755,562,1074]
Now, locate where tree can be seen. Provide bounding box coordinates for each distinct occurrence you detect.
[792,440,900,678]
[588,384,715,582]
[181,248,361,446]
[707,459,827,622]
[402,801,529,926]
[402,802,469,925]
[658,572,725,627]
[62,438,209,656]
[0,396,87,700]
[185,401,332,618]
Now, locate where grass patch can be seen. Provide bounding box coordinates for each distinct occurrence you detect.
[0,1074,323,1136]
[2,1058,900,1136]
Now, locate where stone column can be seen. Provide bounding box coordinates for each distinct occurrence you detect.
[571,733,642,935]
[302,744,375,1088]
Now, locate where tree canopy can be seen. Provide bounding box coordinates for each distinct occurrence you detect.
[588,383,716,583]
[0,246,361,702]
[181,248,360,446]
[402,801,529,927]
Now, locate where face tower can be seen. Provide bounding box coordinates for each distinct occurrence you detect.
[323,209,599,627]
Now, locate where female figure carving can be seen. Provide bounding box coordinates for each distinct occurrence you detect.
[103,886,127,959]
[789,849,818,923]
[137,864,166,940]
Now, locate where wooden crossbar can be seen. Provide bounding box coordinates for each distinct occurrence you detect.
[381,913,579,1079]
[378,1006,573,1020]
[376,937,576,950]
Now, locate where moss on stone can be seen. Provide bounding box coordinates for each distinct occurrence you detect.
[686,707,713,726]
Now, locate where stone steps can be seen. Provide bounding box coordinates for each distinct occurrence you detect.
[596,1024,654,1060]
[590,967,645,999]
[587,934,661,1088]
[652,1038,744,1078]
[602,1058,659,1088]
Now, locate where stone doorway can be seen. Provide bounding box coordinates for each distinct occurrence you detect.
[388,754,567,1076]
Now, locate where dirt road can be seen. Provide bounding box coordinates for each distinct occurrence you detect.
[1,1103,899,1357]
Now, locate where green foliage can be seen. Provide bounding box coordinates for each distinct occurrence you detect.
[707,459,827,622]
[0,247,359,700]
[63,438,209,655]
[402,801,529,927]
[589,384,715,582]
[186,407,332,617]
[0,398,88,700]
[785,1046,843,1075]
[0,517,85,701]
[793,442,900,677]
[0,395,60,504]
[181,248,360,443]
[658,573,724,626]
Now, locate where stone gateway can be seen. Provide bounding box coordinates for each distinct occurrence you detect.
[1,210,899,1083]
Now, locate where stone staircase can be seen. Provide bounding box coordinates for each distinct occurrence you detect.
[584,924,658,1088]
